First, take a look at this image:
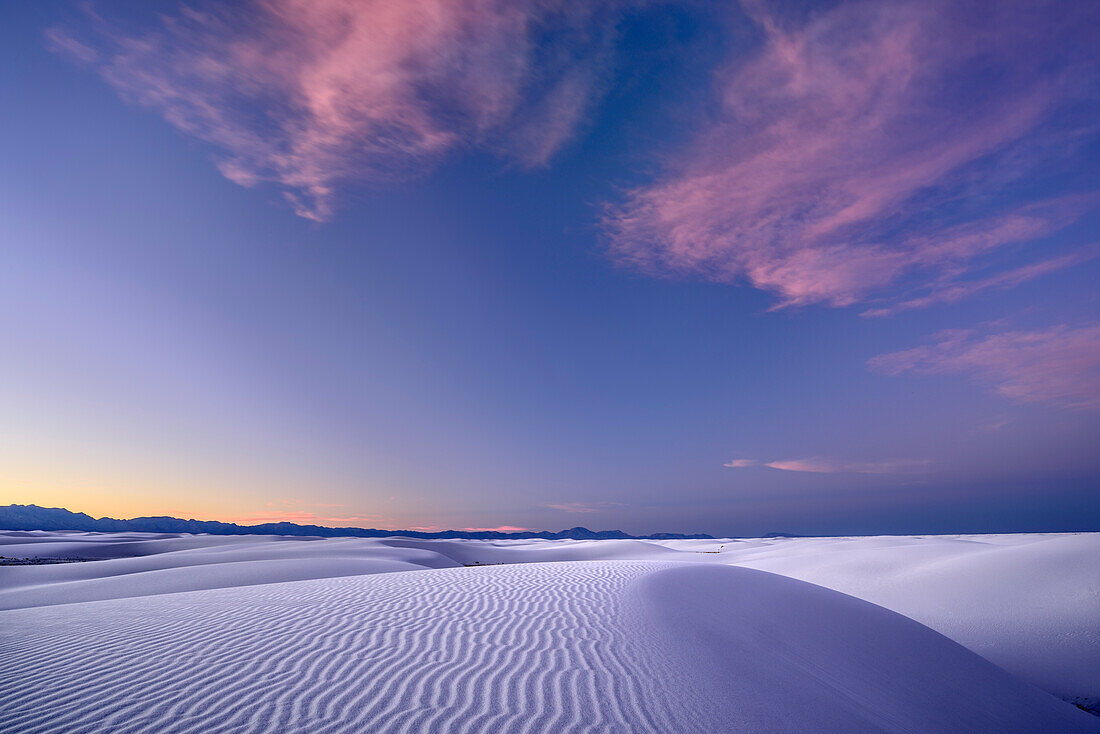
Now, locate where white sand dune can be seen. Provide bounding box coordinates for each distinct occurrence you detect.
[629,564,1095,732]
[725,532,1100,705]
[1,530,1097,732]
[2,559,1094,733]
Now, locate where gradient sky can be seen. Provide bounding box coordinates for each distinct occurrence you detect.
[1,0,1098,536]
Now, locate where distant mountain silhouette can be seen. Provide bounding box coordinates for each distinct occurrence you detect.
[0,504,713,541]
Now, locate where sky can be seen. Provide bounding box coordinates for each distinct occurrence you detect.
[1,0,1097,536]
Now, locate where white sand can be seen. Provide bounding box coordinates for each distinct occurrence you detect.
[1,530,1096,732]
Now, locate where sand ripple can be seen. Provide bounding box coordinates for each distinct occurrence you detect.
[0,561,671,734]
[1,560,1093,733]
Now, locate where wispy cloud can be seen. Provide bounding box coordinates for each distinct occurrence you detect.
[51,0,634,220]
[764,458,926,474]
[605,0,1097,310]
[726,457,926,474]
[221,499,387,526]
[545,501,625,513]
[861,250,1097,317]
[223,510,385,526]
[43,26,99,64]
[869,324,1100,409]
[974,416,1013,434]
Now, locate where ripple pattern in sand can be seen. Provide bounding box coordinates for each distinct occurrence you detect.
[0,560,679,734]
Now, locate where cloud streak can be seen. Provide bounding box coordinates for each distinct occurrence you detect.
[605,0,1097,310]
[870,324,1100,410]
[51,0,633,220]
[764,458,926,475]
[860,250,1097,317]
[726,457,926,473]
[222,510,385,525]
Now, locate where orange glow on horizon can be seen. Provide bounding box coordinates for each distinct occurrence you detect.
[1,482,429,530]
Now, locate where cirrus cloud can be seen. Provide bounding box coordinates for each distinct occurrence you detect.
[222,510,386,526]
[605,0,1098,311]
[726,457,927,474]
[49,0,638,220]
[869,324,1100,410]
[763,458,927,475]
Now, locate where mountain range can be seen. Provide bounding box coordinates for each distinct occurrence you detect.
[0,504,713,540]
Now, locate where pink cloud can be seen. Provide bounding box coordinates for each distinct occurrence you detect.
[726,455,924,473]
[223,510,386,526]
[43,26,99,64]
[219,500,389,527]
[726,457,926,473]
[861,250,1096,317]
[763,458,927,474]
[605,0,1097,310]
[869,324,1100,409]
[52,0,632,220]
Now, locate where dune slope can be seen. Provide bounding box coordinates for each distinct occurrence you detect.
[630,564,1096,732]
[2,529,1098,710]
[1,560,1094,734]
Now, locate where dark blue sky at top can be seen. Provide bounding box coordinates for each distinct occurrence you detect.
[0,0,1097,535]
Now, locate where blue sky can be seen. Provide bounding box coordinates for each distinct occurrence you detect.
[1,0,1097,535]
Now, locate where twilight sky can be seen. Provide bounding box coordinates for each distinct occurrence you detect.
[1,0,1097,535]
